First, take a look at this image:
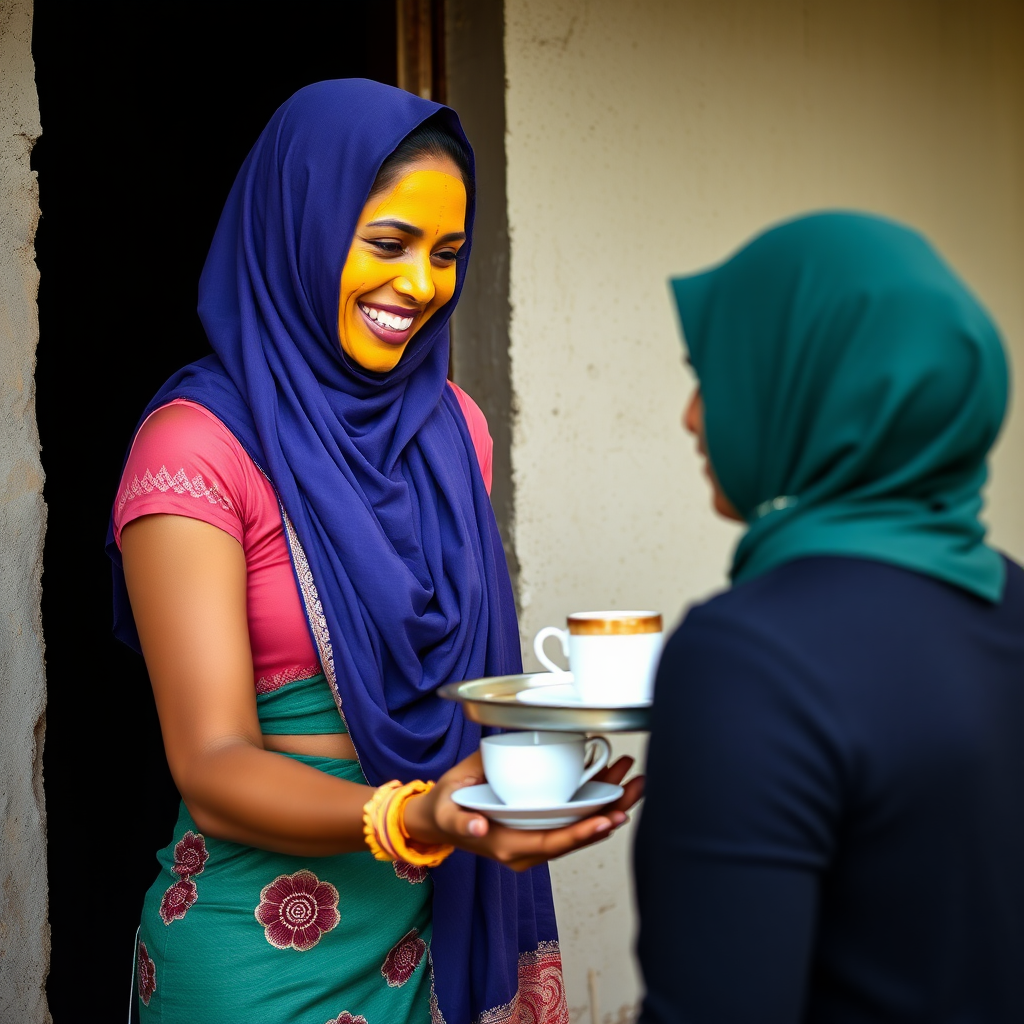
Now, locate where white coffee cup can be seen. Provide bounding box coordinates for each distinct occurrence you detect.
[480,730,611,807]
[533,610,663,705]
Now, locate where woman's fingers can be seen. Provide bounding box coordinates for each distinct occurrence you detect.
[427,748,490,837]
[438,803,613,856]
[478,806,627,869]
[446,807,491,838]
[590,756,644,815]
[594,754,636,787]
[608,773,645,814]
[429,787,489,838]
[508,815,619,870]
[441,748,484,785]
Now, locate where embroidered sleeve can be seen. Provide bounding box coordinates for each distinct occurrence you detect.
[112,401,248,550]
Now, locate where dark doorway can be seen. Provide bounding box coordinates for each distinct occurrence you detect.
[32,6,397,1019]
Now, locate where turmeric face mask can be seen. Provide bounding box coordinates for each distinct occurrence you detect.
[338,161,467,373]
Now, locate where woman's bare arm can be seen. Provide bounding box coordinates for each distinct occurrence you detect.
[122,512,642,864]
[122,513,374,856]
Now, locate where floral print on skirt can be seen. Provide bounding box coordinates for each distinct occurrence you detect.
[136,753,432,1024]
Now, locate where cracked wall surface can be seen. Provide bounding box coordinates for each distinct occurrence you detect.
[0,0,48,1020]
[503,1,1024,1019]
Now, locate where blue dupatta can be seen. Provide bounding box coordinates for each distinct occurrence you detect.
[107,79,560,1024]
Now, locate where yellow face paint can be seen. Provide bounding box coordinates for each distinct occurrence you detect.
[338,163,468,373]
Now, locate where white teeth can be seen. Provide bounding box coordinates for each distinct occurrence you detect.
[362,305,413,331]
[380,311,413,330]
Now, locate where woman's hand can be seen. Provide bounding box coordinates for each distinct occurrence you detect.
[404,750,645,872]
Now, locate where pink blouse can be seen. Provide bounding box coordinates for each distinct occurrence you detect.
[113,384,494,695]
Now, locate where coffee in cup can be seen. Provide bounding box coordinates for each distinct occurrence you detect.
[480,730,611,807]
[533,610,663,705]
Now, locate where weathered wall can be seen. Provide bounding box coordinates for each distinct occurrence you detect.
[447,0,519,588]
[0,1,48,1020]
[503,1,1024,1019]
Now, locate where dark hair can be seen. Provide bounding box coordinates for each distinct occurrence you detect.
[368,112,474,207]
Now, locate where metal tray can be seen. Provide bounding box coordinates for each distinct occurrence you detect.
[437,673,651,733]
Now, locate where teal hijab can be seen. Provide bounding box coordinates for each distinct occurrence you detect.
[671,211,1010,602]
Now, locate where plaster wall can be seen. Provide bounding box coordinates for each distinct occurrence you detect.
[503,1,1024,1019]
[0,0,47,1019]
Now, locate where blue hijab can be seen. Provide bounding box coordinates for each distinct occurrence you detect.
[107,79,557,1023]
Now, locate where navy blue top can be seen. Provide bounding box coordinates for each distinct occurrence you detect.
[635,556,1024,1024]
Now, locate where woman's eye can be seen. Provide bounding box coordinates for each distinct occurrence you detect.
[369,239,405,256]
[432,249,458,264]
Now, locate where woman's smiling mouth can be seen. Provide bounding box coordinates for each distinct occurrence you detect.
[358,302,418,345]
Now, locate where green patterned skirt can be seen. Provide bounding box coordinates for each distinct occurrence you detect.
[135,754,433,1024]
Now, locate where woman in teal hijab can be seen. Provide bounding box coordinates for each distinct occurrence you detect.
[676,210,1008,600]
[634,212,1024,1024]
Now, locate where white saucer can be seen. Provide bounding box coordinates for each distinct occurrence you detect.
[451,781,624,830]
[516,680,651,710]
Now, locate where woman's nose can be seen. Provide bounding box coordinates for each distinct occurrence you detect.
[393,255,435,304]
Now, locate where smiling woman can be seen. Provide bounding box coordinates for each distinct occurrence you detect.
[340,156,468,372]
[105,80,638,1024]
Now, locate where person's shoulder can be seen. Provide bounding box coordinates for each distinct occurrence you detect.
[657,570,846,751]
[1001,552,1024,593]
[132,399,256,475]
[662,576,788,684]
[117,399,260,525]
[662,558,867,688]
[682,555,917,636]
[137,399,235,447]
[446,381,493,493]
[447,380,490,434]
[673,567,796,645]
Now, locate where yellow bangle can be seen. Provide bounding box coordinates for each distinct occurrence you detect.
[362,780,455,868]
[363,781,402,861]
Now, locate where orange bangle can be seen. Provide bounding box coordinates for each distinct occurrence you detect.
[362,780,455,868]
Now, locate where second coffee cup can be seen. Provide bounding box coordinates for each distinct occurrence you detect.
[480,731,611,807]
[533,610,663,705]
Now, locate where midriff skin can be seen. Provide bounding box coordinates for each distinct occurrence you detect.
[263,733,358,760]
